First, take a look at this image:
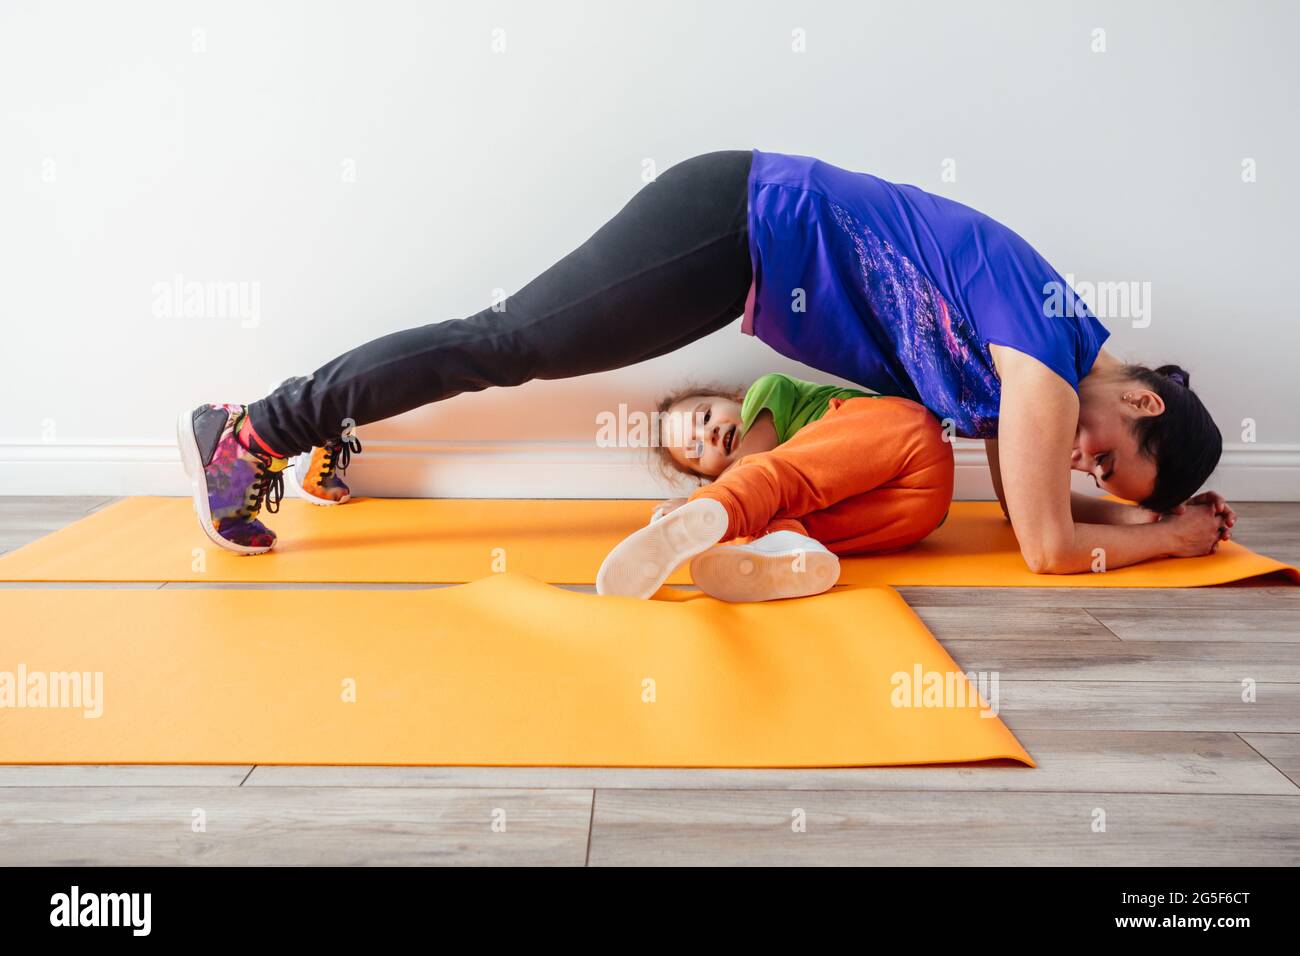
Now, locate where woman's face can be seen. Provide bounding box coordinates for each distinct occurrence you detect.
[1072,385,1163,504]
[664,394,745,478]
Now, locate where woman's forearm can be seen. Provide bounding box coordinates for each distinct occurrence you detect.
[1034,520,1175,574]
[988,350,1187,575]
[1070,492,1143,525]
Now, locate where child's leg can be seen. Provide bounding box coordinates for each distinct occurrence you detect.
[750,517,810,539]
[801,455,953,555]
[688,521,840,602]
[688,395,952,545]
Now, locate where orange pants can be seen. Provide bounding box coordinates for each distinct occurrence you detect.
[688,396,954,555]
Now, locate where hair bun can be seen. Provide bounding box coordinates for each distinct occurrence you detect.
[1156,364,1190,388]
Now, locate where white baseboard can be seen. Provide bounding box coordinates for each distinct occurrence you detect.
[1,438,1298,501]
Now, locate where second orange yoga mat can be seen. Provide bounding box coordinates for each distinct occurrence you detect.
[0,574,1032,768]
[0,496,1294,587]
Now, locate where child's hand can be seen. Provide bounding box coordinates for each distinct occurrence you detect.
[650,497,689,522]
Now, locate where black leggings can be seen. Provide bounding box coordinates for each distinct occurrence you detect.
[249,150,755,455]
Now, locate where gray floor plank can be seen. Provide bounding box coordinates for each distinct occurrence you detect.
[0,765,252,787]
[998,681,1299,732]
[587,789,1300,866]
[0,787,592,866]
[0,497,114,553]
[912,606,1116,640]
[944,640,1300,682]
[242,730,1296,795]
[1239,733,1300,788]
[0,496,111,520]
[1231,503,1300,519]
[1090,608,1300,643]
[898,584,1300,609]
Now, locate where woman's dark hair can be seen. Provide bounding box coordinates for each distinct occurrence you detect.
[1123,363,1222,512]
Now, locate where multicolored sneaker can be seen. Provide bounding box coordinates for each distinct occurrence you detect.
[176,403,287,555]
[285,434,361,506]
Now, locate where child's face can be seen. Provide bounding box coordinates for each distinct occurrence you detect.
[664,394,745,477]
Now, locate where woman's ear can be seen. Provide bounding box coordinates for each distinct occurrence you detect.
[1121,387,1166,417]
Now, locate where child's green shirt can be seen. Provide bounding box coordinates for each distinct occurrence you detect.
[740,373,876,444]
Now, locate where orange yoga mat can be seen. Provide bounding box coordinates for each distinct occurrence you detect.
[0,573,1032,767]
[1,497,1294,587]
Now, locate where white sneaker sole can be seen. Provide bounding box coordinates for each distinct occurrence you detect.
[284,452,349,506]
[690,543,840,602]
[175,409,273,556]
[596,499,727,599]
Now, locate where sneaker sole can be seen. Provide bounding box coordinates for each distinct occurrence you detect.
[175,409,273,556]
[596,501,726,599]
[690,544,840,602]
[284,452,349,506]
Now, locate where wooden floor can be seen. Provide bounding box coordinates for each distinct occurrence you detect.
[1,496,1298,866]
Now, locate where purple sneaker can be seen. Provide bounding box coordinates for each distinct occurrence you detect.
[177,403,287,554]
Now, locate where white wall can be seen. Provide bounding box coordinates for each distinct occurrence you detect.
[2,0,1297,499]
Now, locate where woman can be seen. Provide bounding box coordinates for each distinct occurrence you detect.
[178,149,1232,571]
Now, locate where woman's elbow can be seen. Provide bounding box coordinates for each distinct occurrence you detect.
[1019,545,1051,574]
[1020,545,1076,575]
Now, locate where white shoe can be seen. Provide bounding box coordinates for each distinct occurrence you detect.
[689,530,840,602]
[596,498,729,598]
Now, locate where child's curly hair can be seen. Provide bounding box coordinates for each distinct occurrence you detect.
[650,380,749,487]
